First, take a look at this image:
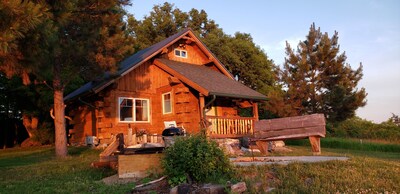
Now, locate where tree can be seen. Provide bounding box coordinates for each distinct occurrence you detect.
[280,23,367,122]
[0,0,134,157]
[0,0,46,83]
[127,2,276,96]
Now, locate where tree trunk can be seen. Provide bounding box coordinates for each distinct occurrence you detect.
[22,114,39,138]
[54,88,67,157]
[21,114,41,148]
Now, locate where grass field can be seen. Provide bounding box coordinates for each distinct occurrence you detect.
[0,138,399,193]
[238,146,400,193]
[0,146,133,193]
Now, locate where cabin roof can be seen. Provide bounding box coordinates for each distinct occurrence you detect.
[64,28,266,102]
[155,59,266,100]
[64,29,192,102]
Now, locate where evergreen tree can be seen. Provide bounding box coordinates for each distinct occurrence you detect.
[0,0,134,157]
[0,0,47,82]
[280,23,367,122]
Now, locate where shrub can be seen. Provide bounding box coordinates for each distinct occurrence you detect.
[329,117,400,142]
[32,122,55,145]
[162,134,234,186]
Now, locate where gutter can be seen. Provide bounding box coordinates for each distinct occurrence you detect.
[78,97,97,109]
[209,92,267,101]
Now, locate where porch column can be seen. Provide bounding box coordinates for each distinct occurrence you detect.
[199,94,205,120]
[253,102,259,121]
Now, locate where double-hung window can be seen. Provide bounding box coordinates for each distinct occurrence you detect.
[162,92,172,114]
[119,97,150,122]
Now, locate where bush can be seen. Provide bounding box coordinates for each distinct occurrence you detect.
[32,122,55,145]
[162,134,234,186]
[329,117,400,142]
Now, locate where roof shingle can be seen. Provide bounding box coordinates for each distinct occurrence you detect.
[155,58,266,100]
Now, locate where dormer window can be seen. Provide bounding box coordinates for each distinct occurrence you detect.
[174,49,187,58]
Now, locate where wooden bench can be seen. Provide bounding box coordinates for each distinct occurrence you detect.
[252,114,326,155]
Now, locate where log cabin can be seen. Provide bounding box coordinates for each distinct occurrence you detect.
[64,28,267,145]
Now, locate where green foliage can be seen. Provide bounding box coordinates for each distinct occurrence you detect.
[1,0,135,154]
[162,134,234,186]
[329,117,400,142]
[0,0,47,56]
[279,23,367,122]
[32,122,55,145]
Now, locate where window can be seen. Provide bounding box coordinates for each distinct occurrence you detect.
[119,97,150,122]
[162,92,172,114]
[174,49,187,58]
[119,98,133,121]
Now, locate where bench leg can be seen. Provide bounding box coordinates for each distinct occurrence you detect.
[309,136,321,155]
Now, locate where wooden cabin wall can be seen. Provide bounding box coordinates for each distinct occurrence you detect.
[215,99,239,117]
[167,41,209,65]
[68,40,233,144]
[69,60,203,144]
[69,106,96,144]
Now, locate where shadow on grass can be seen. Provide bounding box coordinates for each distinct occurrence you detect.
[0,147,54,168]
[68,146,93,156]
[0,146,95,168]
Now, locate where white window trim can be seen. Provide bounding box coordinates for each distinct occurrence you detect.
[162,92,172,114]
[174,49,187,58]
[118,97,150,123]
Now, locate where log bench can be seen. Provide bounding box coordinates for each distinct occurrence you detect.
[252,114,326,155]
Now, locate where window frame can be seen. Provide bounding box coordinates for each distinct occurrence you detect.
[118,97,150,123]
[162,92,173,114]
[174,49,188,58]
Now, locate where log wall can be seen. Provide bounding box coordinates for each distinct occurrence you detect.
[167,41,209,65]
[69,40,212,144]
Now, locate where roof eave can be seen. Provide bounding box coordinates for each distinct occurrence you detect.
[208,91,267,101]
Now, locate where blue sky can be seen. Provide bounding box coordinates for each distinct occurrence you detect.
[126,0,400,123]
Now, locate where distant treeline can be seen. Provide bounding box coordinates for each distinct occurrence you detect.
[327,117,400,142]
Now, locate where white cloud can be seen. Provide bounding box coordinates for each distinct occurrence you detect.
[261,37,303,66]
[279,37,303,50]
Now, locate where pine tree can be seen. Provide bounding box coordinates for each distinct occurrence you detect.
[0,0,134,157]
[0,0,47,82]
[280,23,367,122]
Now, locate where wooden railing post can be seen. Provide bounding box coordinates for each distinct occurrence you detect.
[207,116,256,138]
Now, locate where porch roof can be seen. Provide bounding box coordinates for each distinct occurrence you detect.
[154,58,267,100]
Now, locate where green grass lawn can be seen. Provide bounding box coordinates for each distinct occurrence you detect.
[0,146,133,194]
[0,138,399,194]
[239,139,400,193]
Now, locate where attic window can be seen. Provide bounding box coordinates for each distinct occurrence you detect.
[174,49,187,58]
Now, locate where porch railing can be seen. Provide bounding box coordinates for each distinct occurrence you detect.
[207,116,255,138]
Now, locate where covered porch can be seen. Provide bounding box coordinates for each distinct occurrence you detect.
[154,58,267,138]
[199,95,261,139]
